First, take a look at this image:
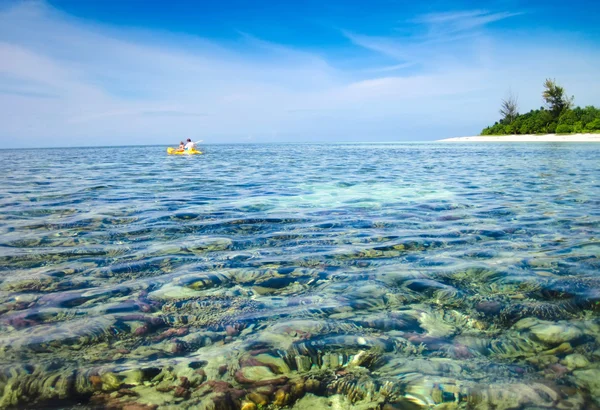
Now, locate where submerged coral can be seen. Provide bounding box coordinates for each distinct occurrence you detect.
[2,144,600,409]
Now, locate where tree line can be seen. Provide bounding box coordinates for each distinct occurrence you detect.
[481,79,600,135]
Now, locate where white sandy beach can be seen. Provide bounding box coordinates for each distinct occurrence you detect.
[438,133,600,142]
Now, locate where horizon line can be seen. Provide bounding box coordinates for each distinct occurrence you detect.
[0,140,445,150]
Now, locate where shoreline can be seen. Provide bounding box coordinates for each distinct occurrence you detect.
[438,133,600,142]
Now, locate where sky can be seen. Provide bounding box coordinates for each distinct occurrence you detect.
[0,0,599,147]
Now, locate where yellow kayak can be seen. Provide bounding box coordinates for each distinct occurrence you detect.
[167,147,202,155]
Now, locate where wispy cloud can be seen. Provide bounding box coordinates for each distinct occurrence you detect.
[413,10,524,38]
[344,9,523,68]
[0,87,59,99]
[363,62,416,73]
[141,110,208,117]
[414,10,522,27]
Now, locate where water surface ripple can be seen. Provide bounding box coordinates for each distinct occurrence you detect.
[1,143,600,409]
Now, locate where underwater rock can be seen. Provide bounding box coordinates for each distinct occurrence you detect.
[290,393,377,410]
[121,370,145,386]
[0,316,120,351]
[572,368,600,400]
[545,363,569,379]
[147,284,203,301]
[1,272,55,292]
[160,296,262,329]
[467,382,565,410]
[288,334,395,369]
[267,318,359,339]
[247,392,269,406]
[101,372,121,391]
[174,272,232,291]
[235,366,288,385]
[127,385,172,407]
[400,376,571,410]
[525,353,559,367]
[452,335,490,355]
[192,380,246,409]
[403,278,460,299]
[475,301,503,316]
[351,312,422,333]
[122,404,157,410]
[173,385,190,399]
[377,358,464,378]
[240,401,257,410]
[248,353,291,374]
[561,354,590,371]
[273,386,292,406]
[519,319,584,344]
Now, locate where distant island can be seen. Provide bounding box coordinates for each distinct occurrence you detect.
[439,79,600,142]
[438,134,600,142]
[480,79,600,136]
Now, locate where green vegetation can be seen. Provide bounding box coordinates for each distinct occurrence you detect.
[481,79,600,135]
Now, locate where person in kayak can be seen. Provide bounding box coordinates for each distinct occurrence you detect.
[176,141,185,152]
[184,139,196,151]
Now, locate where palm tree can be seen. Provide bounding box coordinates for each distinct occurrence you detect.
[542,78,573,118]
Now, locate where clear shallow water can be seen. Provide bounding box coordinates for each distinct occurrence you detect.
[0,143,599,409]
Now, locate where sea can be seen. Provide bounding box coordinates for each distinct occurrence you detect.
[0,142,599,409]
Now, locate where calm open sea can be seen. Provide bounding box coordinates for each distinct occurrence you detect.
[1,143,599,409]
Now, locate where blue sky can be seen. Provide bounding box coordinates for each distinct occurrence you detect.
[1,0,599,147]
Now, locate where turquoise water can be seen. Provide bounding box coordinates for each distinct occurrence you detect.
[1,143,600,409]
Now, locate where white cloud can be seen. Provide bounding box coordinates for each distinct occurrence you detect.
[413,10,523,32]
[0,2,599,147]
[363,62,416,73]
